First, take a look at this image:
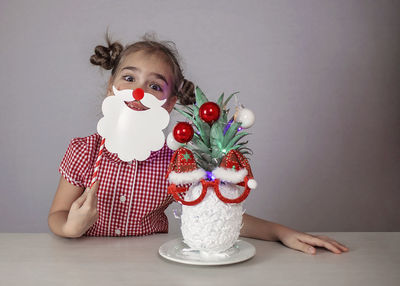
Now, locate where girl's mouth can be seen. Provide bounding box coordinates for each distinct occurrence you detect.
[124,101,149,111]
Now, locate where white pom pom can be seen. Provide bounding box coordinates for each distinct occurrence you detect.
[235,108,255,129]
[247,179,257,189]
[167,132,181,150]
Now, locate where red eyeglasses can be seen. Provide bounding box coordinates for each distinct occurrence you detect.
[167,177,252,206]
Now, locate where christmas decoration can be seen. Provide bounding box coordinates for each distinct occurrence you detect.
[199,102,221,124]
[180,181,243,253]
[90,137,105,188]
[212,149,256,203]
[91,86,170,187]
[166,132,181,150]
[132,87,144,101]
[167,147,205,185]
[172,87,253,171]
[97,86,170,162]
[167,86,257,255]
[234,106,255,129]
[173,122,194,143]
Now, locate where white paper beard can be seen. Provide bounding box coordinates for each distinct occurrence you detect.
[97,86,170,161]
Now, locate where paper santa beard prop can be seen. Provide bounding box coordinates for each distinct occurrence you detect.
[97,86,170,161]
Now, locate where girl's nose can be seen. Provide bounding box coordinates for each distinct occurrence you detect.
[132,88,144,101]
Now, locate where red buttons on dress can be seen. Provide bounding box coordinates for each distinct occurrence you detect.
[132,88,144,101]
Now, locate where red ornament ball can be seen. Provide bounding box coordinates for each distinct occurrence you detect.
[173,122,194,143]
[199,102,220,124]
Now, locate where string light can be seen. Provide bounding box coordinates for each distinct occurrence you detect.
[206,171,216,181]
[223,119,234,135]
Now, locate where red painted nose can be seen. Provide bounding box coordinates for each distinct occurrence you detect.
[132,88,144,101]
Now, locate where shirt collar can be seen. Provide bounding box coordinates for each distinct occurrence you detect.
[102,141,166,165]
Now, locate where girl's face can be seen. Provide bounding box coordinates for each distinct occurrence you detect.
[108,50,177,112]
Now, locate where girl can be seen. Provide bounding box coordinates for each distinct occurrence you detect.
[48,34,348,255]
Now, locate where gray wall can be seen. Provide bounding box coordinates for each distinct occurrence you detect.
[0,0,399,233]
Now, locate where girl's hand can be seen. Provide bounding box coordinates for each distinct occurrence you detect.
[278,227,349,255]
[62,182,99,238]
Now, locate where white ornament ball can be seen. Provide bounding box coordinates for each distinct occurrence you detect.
[167,132,181,150]
[235,108,255,129]
[247,179,257,189]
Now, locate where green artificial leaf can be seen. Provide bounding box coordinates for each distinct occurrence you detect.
[192,131,210,149]
[195,86,208,106]
[217,92,225,108]
[211,148,223,164]
[190,112,203,131]
[240,150,252,156]
[184,105,194,113]
[210,121,224,147]
[190,136,210,154]
[210,121,225,163]
[192,132,201,141]
[191,150,214,171]
[174,108,193,122]
[237,146,253,155]
[224,91,239,107]
[190,103,211,145]
[201,152,212,162]
[225,132,249,150]
[193,103,200,115]
[191,151,204,168]
[174,102,185,108]
[190,120,201,134]
[222,111,228,124]
[198,121,210,146]
[222,121,241,147]
[237,140,249,146]
[214,117,224,130]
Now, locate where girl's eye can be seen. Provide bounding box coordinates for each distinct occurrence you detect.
[123,75,134,82]
[150,83,162,92]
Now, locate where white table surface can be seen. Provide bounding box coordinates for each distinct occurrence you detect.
[0,232,399,286]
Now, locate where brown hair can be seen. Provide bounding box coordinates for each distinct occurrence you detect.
[90,33,195,105]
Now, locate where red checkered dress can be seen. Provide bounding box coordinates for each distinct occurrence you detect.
[59,133,175,236]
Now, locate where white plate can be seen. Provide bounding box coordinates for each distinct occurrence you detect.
[159,238,256,266]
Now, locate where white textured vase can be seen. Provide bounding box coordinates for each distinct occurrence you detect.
[180,181,243,254]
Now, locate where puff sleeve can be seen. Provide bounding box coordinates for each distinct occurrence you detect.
[58,137,90,188]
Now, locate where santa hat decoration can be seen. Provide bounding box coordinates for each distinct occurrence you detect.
[167,147,207,206]
[213,149,257,189]
[166,147,206,185]
[211,149,257,204]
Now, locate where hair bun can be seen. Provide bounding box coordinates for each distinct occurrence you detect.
[90,41,123,70]
[178,79,196,105]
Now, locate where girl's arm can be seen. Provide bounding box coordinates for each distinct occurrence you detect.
[48,176,99,238]
[241,213,349,254]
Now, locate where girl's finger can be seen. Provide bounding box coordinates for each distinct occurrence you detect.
[71,191,89,209]
[84,181,99,207]
[90,181,100,194]
[299,235,342,254]
[326,239,349,252]
[314,235,349,252]
[286,239,316,255]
